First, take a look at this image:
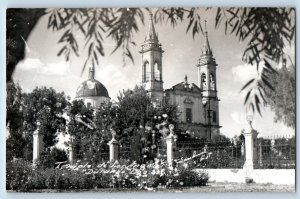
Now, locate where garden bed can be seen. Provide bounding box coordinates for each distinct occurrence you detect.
[7,182,294,192]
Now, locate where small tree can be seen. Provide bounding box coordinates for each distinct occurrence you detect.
[6,81,26,161]
[22,87,69,161]
[66,100,103,164]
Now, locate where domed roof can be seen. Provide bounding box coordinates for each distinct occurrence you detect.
[75,65,109,98]
[76,79,109,98]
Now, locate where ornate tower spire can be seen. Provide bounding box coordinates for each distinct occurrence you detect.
[145,11,159,43]
[202,20,212,55]
[88,65,95,79]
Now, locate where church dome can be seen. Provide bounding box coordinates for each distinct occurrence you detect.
[75,65,109,98]
[75,79,109,98]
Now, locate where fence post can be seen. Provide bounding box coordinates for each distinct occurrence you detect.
[259,142,263,167]
[108,129,119,162]
[242,128,258,170]
[33,122,43,166]
[242,116,258,170]
[166,124,177,167]
[68,136,75,165]
[68,146,74,165]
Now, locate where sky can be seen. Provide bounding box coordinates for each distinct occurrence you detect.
[12,8,295,139]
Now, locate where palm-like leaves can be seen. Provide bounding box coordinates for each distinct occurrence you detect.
[215,8,295,115]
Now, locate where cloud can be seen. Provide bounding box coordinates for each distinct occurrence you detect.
[231,63,258,83]
[17,58,71,76]
[17,58,42,71]
[40,61,70,76]
[231,111,247,126]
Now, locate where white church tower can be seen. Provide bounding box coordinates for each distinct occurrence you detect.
[197,21,220,138]
[139,12,164,104]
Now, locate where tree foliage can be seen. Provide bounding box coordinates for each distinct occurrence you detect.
[66,99,102,163]
[23,87,69,149]
[6,82,26,161]
[264,65,295,128]
[6,84,70,161]
[220,8,296,115]
[6,8,45,81]
[39,147,68,169]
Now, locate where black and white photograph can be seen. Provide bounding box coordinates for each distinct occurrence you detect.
[6,7,295,192]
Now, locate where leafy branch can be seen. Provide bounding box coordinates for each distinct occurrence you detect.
[46,8,295,116]
[215,8,295,115]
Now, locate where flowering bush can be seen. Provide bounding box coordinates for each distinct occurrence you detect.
[7,159,209,191]
[6,159,33,191]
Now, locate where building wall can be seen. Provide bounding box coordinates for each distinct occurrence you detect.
[178,123,207,138]
[166,90,206,125]
[77,96,110,108]
[203,97,220,126]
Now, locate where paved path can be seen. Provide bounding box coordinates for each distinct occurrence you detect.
[177,182,295,192]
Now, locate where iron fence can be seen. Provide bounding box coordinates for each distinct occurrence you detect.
[156,141,167,160]
[69,135,295,169]
[75,151,109,164]
[255,136,295,169]
[175,139,245,169]
[119,142,131,160]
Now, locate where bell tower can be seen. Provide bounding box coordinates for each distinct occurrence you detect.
[196,20,220,138]
[139,12,164,103]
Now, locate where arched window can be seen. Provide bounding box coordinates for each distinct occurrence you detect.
[201,73,206,83]
[201,73,206,88]
[144,61,150,82]
[210,73,215,90]
[186,108,192,123]
[154,61,160,81]
[212,111,217,123]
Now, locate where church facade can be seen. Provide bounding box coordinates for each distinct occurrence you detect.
[140,14,221,140]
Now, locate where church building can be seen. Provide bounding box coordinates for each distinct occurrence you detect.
[140,14,221,139]
[75,13,221,140]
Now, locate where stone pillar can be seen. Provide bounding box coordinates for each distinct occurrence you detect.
[107,129,119,162]
[69,146,74,165]
[68,135,75,164]
[242,117,259,170]
[259,142,263,167]
[166,124,178,167]
[33,123,43,166]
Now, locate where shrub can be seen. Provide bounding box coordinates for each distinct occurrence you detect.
[6,159,209,191]
[6,159,33,191]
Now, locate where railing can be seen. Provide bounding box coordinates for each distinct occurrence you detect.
[175,139,245,169]
[65,133,294,170]
[75,151,109,164]
[255,136,295,169]
[156,141,167,160]
[119,142,131,161]
[143,72,160,81]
